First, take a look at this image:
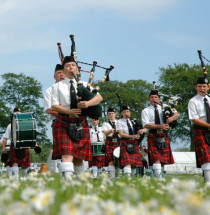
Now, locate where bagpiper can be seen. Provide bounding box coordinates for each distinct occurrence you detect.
[188,77,210,183]
[141,90,179,178]
[102,106,119,178]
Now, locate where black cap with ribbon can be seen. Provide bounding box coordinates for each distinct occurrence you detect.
[107,106,115,113]
[149,89,160,97]
[196,76,209,84]
[121,105,130,111]
[54,64,63,74]
[62,56,77,67]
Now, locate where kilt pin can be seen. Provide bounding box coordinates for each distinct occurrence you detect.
[147,132,174,166]
[52,115,92,161]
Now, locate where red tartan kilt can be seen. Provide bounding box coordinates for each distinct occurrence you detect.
[9,146,30,168]
[193,129,210,168]
[89,156,106,168]
[52,115,92,161]
[119,140,142,168]
[105,140,119,164]
[147,133,174,166]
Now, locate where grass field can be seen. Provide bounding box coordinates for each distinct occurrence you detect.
[0,172,210,215]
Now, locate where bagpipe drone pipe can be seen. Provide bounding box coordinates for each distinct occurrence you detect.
[197,50,210,88]
[57,34,114,119]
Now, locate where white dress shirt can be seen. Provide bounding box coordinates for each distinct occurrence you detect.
[102,120,118,137]
[51,78,95,109]
[90,126,105,143]
[44,86,52,112]
[141,104,164,128]
[4,124,11,140]
[44,86,55,120]
[1,133,11,151]
[116,118,133,135]
[188,94,210,123]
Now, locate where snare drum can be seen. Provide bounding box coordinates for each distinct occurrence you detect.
[91,142,105,156]
[12,112,36,149]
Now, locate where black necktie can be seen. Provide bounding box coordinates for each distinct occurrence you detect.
[154,105,160,124]
[95,126,100,142]
[70,80,77,109]
[111,121,116,129]
[204,98,210,123]
[127,119,133,135]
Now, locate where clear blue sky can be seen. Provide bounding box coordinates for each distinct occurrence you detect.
[1,0,210,146]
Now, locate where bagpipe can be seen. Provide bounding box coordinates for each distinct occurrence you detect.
[197,50,210,88]
[198,50,209,77]
[153,81,179,129]
[57,34,114,119]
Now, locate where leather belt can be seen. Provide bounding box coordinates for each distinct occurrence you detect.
[149,129,167,134]
[192,124,210,130]
[121,138,135,141]
[106,137,118,141]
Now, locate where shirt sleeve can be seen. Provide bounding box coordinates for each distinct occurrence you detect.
[116,120,123,131]
[102,122,109,131]
[4,124,11,139]
[51,83,60,106]
[188,99,199,120]
[44,87,52,112]
[141,108,150,128]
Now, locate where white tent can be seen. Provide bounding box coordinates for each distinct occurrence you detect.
[164,152,202,174]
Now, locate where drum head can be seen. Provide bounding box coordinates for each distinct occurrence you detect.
[113,146,120,158]
[12,112,36,149]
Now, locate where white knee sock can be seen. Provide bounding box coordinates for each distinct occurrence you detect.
[131,168,136,176]
[153,163,162,178]
[22,168,28,177]
[123,167,131,177]
[59,162,74,181]
[6,166,13,178]
[201,162,210,183]
[115,168,120,177]
[98,167,103,176]
[57,160,62,177]
[92,166,98,178]
[74,164,84,175]
[108,166,116,178]
[12,166,19,180]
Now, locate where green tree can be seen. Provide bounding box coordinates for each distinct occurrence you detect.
[158,63,207,150]
[0,73,51,145]
[0,91,11,135]
[98,79,152,121]
[30,144,52,163]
